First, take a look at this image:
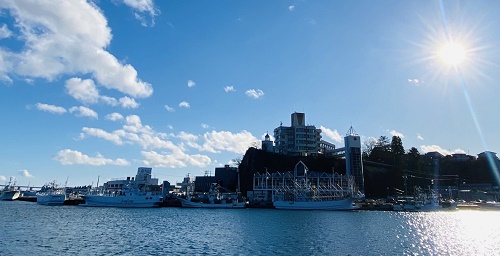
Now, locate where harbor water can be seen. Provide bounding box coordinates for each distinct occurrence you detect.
[1,200,499,255]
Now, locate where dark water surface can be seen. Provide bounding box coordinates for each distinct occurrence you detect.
[1,200,499,255]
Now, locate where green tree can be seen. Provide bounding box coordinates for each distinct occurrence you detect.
[362,137,376,159]
[391,136,405,157]
[368,136,392,163]
[406,147,421,172]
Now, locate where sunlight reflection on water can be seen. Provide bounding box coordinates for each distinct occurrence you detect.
[398,211,500,255]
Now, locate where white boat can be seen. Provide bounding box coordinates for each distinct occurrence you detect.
[0,177,20,201]
[272,178,360,210]
[37,181,66,206]
[476,200,500,210]
[260,161,362,210]
[392,188,457,212]
[81,184,162,208]
[273,197,358,210]
[178,183,246,209]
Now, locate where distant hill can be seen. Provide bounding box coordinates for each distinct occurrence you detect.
[238,147,396,198]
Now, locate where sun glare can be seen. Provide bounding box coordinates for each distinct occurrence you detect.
[438,42,466,65]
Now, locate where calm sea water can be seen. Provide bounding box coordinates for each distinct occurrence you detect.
[1,200,499,255]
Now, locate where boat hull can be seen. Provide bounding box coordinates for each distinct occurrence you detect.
[273,198,358,210]
[0,190,20,201]
[81,194,162,208]
[37,194,66,206]
[392,202,457,212]
[178,198,246,208]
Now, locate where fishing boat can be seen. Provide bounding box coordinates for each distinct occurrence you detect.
[178,183,246,209]
[81,183,162,208]
[392,187,457,212]
[271,177,360,210]
[254,161,362,210]
[37,181,66,206]
[0,177,20,201]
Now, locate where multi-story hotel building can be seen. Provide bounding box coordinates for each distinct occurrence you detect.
[273,112,323,156]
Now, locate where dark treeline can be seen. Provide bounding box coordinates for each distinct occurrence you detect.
[238,136,500,199]
[364,135,499,198]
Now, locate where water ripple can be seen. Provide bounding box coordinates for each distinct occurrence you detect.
[1,201,500,255]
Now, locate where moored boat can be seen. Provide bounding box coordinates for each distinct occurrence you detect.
[261,161,362,210]
[273,197,358,210]
[0,177,20,201]
[178,183,246,209]
[476,200,500,210]
[392,187,457,212]
[81,167,163,208]
[81,183,162,208]
[37,181,66,206]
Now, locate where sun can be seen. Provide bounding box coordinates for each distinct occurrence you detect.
[438,42,466,65]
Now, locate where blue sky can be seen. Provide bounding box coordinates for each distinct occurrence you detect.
[1,0,499,187]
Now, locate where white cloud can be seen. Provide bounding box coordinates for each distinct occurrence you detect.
[408,78,423,86]
[105,112,124,121]
[288,5,295,11]
[224,86,235,92]
[123,115,154,135]
[18,169,34,178]
[164,105,175,112]
[81,127,123,145]
[69,106,98,119]
[0,23,12,39]
[417,134,424,140]
[245,89,265,99]
[121,0,159,27]
[419,145,466,156]
[119,96,139,109]
[34,103,67,114]
[141,150,211,168]
[65,78,138,109]
[200,130,259,154]
[0,1,153,98]
[65,77,100,104]
[0,176,5,181]
[320,126,343,143]
[80,113,260,168]
[98,96,117,106]
[201,123,209,129]
[187,80,196,87]
[179,101,190,108]
[53,149,130,166]
[167,125,173,130]
[387,129,405,138]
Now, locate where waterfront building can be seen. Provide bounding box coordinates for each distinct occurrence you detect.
[194,165,239,192]
[478,151,499,160]
[450,153,474,162]
[261,112,340,156]
[273,112,323,156]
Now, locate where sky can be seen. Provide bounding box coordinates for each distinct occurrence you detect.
[1,0,499,187]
